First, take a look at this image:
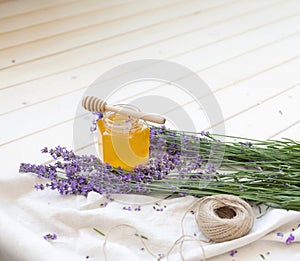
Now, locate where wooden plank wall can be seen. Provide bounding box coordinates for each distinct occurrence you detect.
[1,0,299,179]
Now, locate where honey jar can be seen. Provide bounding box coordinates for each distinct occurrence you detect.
[97,104,150,170]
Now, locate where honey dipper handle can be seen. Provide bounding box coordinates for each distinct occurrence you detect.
[82,96,166,124]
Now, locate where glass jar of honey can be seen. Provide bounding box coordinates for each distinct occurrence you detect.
[97,104,150,170]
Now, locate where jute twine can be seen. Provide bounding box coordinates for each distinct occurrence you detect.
[195,194,254,243]
[101,194,254,260]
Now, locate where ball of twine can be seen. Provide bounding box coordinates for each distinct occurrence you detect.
[195,194,254,243]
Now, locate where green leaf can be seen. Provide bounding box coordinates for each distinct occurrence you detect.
[93,228,105,236]
[134,233,148,240]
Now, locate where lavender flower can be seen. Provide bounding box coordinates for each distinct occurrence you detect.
[34,184,44,191]
[43,233,57,241]
[90,112,103,132]
[41,147,48,153]
[239,141,253,147]
[20,132,185,197]
[134,205,141,211]
[230,250,237,257]
[19,124,300,212]
[276,232,284,237]
[200,130,209,136]
[286,234,295,245]
[100,202,108,207]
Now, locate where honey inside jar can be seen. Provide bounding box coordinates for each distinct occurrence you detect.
[97,104,150,171]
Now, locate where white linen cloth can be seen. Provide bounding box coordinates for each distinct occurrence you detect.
[0,175,299,261]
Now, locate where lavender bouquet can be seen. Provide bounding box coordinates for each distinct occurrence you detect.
[19,125,300,211]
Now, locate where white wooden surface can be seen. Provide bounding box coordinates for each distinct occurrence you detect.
[0,0,299,259]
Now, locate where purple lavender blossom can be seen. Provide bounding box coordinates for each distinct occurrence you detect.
[34,184,44,191]
[19,126,214,198]
[240,141,252,147]
[100,202,108,207]
[200,130,209,136]
[276,232,284,237]
[134,205,141,211]
[43,233,57,241]
[286,234,295,245]
[230,250,237,257]
[90,112,103,132]
[41,147,48,153]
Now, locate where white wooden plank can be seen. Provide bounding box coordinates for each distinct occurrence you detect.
[0,120,75,179]
[0,0,182,49]
[212,87,300,140]
[2,47,300,150]
[0,0,294,103]
[0,0,78,20]
[0,0,235,69]
[168,81,300,134]
[0,0,133,34]
[101,15,300,115]
[0,90,85,146]
[195,33,300,91]
[270,121,300,140]
[0,0,282,86]
[119,56,300,132]
[1,5,300,116]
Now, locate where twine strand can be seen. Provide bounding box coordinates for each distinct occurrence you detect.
[102,224,157,261]
[101,195,254,260]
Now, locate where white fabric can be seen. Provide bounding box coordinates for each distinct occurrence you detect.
[0,175,299,261]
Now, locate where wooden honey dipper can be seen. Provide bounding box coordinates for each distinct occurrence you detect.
[82,96,166,124]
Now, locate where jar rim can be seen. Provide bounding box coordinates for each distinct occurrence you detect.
[103,103,142,133]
